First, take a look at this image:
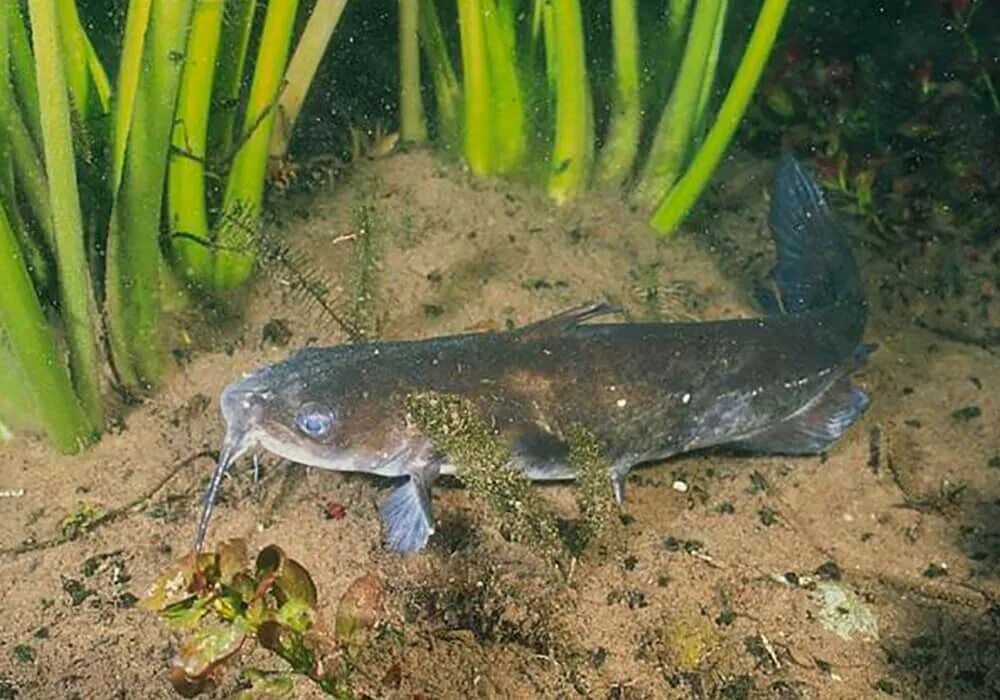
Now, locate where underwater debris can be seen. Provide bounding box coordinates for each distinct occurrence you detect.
[404,392,563,562]
[59,501,104,540]
[347,199,384,340]
[815,581,879,641]
[659,614,719,672]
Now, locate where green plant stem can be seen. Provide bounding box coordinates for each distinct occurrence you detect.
[0,61,56,254]
[27,0,104,427]
[418,0,461,152]
[0,132,50,292]
[109,0,151,196]
[456,0,493,174]
[399,0,427,143]
[212,0,300,290]
[0,12,50,290]
[168,0,225,282]
[633,0,722,209]
[6,2,41,147]
[209,0,256,159]
[663,0,693,83]
[482,0,525,173]
[269,0,348,159]
[650,0,790,234]
[56,0,110,122]
[595,0,640,188]
[105,0,194,390]
[692,0,728,141]
[546,0,592,203]
[0,200,95,452]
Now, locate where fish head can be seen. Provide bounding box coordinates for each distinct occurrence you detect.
[196,347,375,550]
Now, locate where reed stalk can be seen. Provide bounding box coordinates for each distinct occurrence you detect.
[594,0,640,188]
[650,0,790,233]
[211,0,300,290]
[456,0,493,174]
[55,0,110,125]
[482,0,525,173]
[419,0,461,152]
[27,0,104,426]
[0,197,95,452]
[168,0,225,283]
[208,0,256,159]
[105,0,194,390]
[6,2,41,146]
[269,0,349,158]
[633,0,722,209]
[545,0,592,203]
[399,0,427,143]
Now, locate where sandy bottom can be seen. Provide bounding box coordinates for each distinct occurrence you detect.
[0,150,997,699]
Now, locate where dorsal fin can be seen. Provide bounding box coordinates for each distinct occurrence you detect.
[517,301,622,339]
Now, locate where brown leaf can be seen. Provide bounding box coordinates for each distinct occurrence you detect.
[216,539,249,584]
[275,557,318,608]
[334,574,382,647]
[255,545,286,579]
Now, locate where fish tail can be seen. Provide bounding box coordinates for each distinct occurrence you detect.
[763,155,866,344]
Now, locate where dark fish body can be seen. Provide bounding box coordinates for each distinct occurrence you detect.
[197,157,872,552]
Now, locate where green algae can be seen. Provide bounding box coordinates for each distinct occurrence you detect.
[405,391,563,563]
[565,423,619,549]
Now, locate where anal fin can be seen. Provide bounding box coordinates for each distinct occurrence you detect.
[379,472,437,553]
[733,378,869,454]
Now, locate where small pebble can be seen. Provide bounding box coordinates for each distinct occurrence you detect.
[672,480,688,493]
[815,561,842,581]
[923,562,948,578]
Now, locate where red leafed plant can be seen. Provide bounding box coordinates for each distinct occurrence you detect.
[140,540,382,697]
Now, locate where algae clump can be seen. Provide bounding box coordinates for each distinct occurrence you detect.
[566,423,619,549]
[405,391,563,561]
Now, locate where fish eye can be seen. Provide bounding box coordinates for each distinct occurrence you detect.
[295,403,335,438]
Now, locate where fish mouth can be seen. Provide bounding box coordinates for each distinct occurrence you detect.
[194,425,256,552]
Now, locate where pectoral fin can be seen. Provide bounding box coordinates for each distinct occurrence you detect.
[379,465,439,553]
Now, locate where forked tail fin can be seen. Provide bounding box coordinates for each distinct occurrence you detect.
[761,156,867,341]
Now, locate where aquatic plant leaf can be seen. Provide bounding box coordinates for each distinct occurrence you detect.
[161,596,210,630]
[139,552,215,612]
[175,618,250,677]
[276,598,314,634]
[217,538,249,584]
[211,591,246,622]
[239,668,295,698]
[258,621,315,673]
[274,557,318,609]
[230,572,257,604]
[168,665,214,697]
[256,544,286,579]
[334,574,382,648]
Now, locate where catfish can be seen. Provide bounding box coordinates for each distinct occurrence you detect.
[195,157,871,553]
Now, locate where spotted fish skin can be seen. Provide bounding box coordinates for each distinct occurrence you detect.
[196,156,870,553]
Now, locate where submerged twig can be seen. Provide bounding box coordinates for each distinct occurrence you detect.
[0,450,213,557]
